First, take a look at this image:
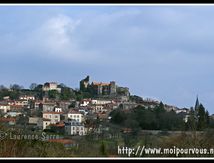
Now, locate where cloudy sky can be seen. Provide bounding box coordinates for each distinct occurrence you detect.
[0,5,214,113]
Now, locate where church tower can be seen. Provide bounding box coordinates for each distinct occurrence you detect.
[194,95,200,113]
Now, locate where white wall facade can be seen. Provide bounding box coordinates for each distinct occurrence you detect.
[65,121,86,136]
[67,113,83,123]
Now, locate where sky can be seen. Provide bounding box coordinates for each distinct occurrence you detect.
[0,4,214,113]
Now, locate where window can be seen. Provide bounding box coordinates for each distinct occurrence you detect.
[77,115,79,118]
[74,115,76,118]
[55,115,58,118]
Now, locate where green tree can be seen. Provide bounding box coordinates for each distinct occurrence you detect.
[154,102,166,129]
[110,104,185,131]
[129,95,143,103]
[48,90,59,100]
[205,110,210,128]
[9,90,20,100]
[76,94,83,101]
[187,107,197,131]
[155,102,165,116]
[0,86,9,100]
[10,84,23,91]
[59,83,67,88]
[100,141,107,156]
[29,83,37,90]
[60,87,74,100]
[197,104,206,130]
[34,84,43,92]
[110,109,127,125]
[133,106,157,130]
[68,101,76,108]
[0,85,7,90]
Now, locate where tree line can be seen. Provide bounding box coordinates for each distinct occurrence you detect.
[110,102,212,131]
[0,83,89,101]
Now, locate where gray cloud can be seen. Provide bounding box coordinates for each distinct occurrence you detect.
[1,6,214,112]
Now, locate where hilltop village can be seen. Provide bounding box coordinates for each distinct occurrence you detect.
[0,76,210,145]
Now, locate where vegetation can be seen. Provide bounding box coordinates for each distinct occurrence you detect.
[186,104,210,131]
[0,83,78,101]
[1,81,214,157]
[129,95,143,103]
[60,86,75,101]
[110,103,185,131]
[0,84,22,100]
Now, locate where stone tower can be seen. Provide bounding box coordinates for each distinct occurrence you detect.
[110,81,116,95]
[80,76,90,92]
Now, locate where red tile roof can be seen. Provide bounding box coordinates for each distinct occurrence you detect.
[50,123,65,127]
[43,112,63,114]
[68,110,81,114]
[43,118,51,121]
[92,81,110,86]
[0,118,16,122]
[48,139,75,144]
[10,105,23,109]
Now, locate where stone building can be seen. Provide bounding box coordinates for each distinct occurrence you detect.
[42,82,61,93]
[79,76,123,97]
[91,81,116,96]
[79,76,90,92]
[65,121,86,136]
